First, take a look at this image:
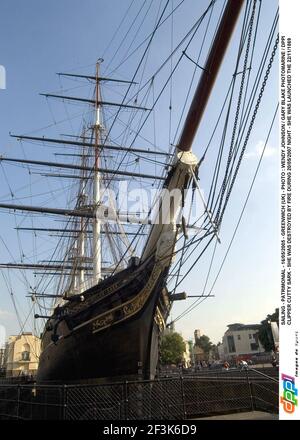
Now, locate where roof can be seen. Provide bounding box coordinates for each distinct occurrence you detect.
[226,323,261,332]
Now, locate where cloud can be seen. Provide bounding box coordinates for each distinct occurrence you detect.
[245,140,277,159]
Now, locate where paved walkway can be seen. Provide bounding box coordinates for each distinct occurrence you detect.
[194,411,278,420]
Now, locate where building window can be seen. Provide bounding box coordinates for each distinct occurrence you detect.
[249,334,252,339]
[227,335,236,353]
[250,343,259,351]
[253,333,259,343]
[21,351,30,361]
[237,335,241,340]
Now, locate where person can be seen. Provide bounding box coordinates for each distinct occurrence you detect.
[239,360,248,370]
[223,361,230,370]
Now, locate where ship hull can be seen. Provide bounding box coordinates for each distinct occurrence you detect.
[37,258,169,383]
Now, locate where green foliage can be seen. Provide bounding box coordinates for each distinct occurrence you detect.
[195,335,213,354]
[258,308,279,352]
[160,332,186,365]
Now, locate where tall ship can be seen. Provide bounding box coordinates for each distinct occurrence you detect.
[0,0,278,382]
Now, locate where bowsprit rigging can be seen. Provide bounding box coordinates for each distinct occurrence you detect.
[0,0,278,383]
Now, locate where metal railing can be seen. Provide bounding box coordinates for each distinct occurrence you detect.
[0,369,278,420]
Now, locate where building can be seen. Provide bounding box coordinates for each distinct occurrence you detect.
[0,347,5,376]
[221,323,264,361]
[193,345,206,365]
[4,332,41,377]
[194,329,202,340]
[192,329,209,364]
[182,341,191,368]
[208,345,219,362]
[217,342,225,361]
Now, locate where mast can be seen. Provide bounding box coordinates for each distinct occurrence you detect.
[93,60,102,284]
[77,129,88,290]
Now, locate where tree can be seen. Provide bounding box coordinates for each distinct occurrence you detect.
[209,344,219,360]
[258,308,279,352]
[195,335,213,356]
[160,332,186,365]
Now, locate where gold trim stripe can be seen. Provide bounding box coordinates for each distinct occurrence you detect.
[92,265,162,334]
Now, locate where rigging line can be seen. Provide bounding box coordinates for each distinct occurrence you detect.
[154,224,219,282]
[107,0,185,76]
[204,8,278,225]
[117,84,153,169]
[103,1,215,193]
[97,1,171,193]
[171,0,215,145]
[217,33,279,227]
[105,0,148,72]
[238,0,262,134]
[172,235,218,323]
[0,272,23,324]
[33,216,87,295]
[175,3,255,214]
[135,0,164,103]
[168,0,174,153]
[0,176,44,201]
[119,0,216,114]
[1,167,79,207]
[201,6,257,160]
[225,9,279,184]
[232,8,279,149]
[19,108,94,137]
[59,76,75,134]
[171,185,196,293]
[214,0,257,224]
[205,81,234,210]
[101,5,214,158]
[203,0,226,59]
[0,162,14,197]
[46,96,57,125]
[167,222,214,282]
[181,52,206,71]
[101,0,136,60]
[0,182,76,203]
[173,102,279,323]
[206,12,278,225]
[168,233,216,289]
[224,22,277,189]
[26,151,40,306]
[236,0,251,58]
[48,81,93,91]
[133,183,213,271]
[175,77,240,255]
[76,3,172,203]
[103,105,170,151]
[205,1,254,209]
[129,177,214,273]
[152,82,157,179]
[119,0,157,83]
[109,183,165,276]
[0,272,40,357]
[0,237,32,289]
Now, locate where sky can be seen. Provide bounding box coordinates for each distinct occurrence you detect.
[0,0,279,346]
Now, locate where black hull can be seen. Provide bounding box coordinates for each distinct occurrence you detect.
[37,258,169,383]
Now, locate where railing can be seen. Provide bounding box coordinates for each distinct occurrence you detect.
[0,369,278,420]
